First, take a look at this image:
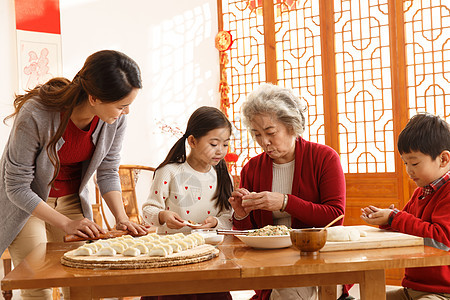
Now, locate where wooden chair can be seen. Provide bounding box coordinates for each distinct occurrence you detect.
[94,164,156,230]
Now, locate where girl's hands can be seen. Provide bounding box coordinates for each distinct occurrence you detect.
[159,210,185,229]
[63,218,107,240]
[228,188,250,218]
[115,218,150,235]
[197,216,218,229]
[241,191,285,212]
[360,204,395,226]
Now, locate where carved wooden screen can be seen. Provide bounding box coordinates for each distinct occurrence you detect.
[218,1,450,283]
[404,1,450,117]
[220,0,267,172]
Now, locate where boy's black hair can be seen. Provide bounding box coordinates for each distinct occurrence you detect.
[397,113,450,159]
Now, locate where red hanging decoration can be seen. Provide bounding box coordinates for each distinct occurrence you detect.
[215,31,233,117]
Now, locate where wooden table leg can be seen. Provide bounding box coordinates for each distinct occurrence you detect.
[2,250,12,300]
[70,286,93,300]
[319,285,337,300]
[359,269,386,300]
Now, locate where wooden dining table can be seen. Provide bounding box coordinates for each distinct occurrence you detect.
[2,235,450,300]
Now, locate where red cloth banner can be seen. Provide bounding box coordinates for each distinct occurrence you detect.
[15,0,60,34]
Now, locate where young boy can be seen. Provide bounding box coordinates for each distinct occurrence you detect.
[361,113,450,300]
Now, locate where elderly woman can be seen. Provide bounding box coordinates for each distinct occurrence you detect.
[229,84,347,300]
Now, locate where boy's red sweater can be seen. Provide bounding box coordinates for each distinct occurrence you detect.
[391,182,450,293]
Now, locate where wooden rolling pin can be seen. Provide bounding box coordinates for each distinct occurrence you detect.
[64,230,146,242]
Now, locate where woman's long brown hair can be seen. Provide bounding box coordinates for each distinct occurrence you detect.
[4,50,142,187]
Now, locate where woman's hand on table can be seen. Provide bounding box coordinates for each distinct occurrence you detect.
[115,218,150,235]
[241,191,285,212]
[64,218,107,239]
[158,210,186,229]
[228,188,250,218]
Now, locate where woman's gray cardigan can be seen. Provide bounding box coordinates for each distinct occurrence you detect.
[0,99,125,255]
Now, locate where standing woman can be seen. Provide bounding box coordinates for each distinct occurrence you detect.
[229,84,346,300]
[0,50,148,299]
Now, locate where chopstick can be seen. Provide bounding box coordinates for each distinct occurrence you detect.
[216,229,252,235]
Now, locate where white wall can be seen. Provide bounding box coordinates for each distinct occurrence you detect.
[1,0,220,226]
[59,0,220,168]
[0,0,18,152]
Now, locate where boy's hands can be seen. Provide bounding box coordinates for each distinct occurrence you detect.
[360,204,396,226]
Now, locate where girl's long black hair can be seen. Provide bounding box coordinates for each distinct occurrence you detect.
[156,106,233,212]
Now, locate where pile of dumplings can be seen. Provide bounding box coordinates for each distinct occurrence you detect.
[72,232,205,258]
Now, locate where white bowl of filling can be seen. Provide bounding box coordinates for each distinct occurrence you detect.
[235,225,292,249]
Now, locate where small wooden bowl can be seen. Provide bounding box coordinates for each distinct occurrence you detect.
[290,228,327,256]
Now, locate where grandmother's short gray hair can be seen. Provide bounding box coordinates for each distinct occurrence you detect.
[241,84,306,136]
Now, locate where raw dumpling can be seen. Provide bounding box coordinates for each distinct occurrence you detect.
[144,242,156,251]
[124,239,137,247]
[97,246,117,256]
[96,240,111,247]
[159,238,171,244]
[173,233,185,240]
[149,233,160,240]
[73,246,93,256]
[84,243,99,253]
[189,233,205,245]
[148,246,168,257]
[161,244,174,255]
[138,236,154,243]
[123,247,141,257]
[182,237,196,248]
[134,243,148,254]
[167,242,182,253]
[176,240,189,251]
[111,242,126,254]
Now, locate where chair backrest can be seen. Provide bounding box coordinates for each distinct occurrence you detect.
[118,165,155,225]
[93,165,155,230]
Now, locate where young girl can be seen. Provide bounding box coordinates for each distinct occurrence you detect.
[141,106,233,300]
[0,50,148,300]
[142,106,233,234]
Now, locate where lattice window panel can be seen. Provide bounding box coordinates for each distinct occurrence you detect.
[220,0,450,176]
[221,1,267,175]
[276,0,325,145]
[335,0,395,173]
[404,0,450,120]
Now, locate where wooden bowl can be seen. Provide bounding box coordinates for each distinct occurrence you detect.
[290,228,327,256]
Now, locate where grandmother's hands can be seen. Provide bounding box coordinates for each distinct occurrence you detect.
[228,188,250,218]
[241,191,285,212]
[229,189,285,218]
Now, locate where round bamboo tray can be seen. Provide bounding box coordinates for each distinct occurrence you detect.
[61,244,219,269]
